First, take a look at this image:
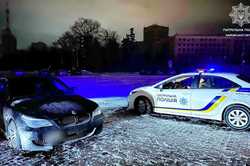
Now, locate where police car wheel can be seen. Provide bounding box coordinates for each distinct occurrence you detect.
[224,105,250,130]
[135,97,152,115]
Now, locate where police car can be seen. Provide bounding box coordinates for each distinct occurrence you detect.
[128,70,250,130]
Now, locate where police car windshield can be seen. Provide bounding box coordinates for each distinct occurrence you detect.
[237,74,250,83]
[8,76,70,97]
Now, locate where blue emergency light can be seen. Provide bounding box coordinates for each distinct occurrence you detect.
[196,68,215,73]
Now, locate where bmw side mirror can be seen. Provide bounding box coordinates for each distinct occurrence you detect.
[64,87,76,95]
[0,79,9,103]
[69,87,77,92]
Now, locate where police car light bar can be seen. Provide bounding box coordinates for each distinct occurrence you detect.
[196,68,215,73]
[196,68,205,73]
[208,68,215,72]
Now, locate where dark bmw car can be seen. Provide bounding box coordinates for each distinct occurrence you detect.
[0,73,103,151]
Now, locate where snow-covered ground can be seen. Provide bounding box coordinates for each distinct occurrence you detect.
[0,110,249,165]
[91,97,128,110]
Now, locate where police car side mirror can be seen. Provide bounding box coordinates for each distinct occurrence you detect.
[159,84,163,91]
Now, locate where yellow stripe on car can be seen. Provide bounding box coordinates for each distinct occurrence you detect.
[156,96,226,113]
[203,96,226,113]
[228,88,239,92]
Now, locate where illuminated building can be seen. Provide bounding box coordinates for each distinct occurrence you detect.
[174,34,250,65]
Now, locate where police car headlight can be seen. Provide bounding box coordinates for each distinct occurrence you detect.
[92,107,102,117]
[21,115,53,128]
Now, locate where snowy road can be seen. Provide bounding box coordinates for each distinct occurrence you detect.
[0,74,249,165]
[0,109,249,165]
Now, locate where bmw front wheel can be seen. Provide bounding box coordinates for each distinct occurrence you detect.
[224,105,250,130]
[7,121,21,150]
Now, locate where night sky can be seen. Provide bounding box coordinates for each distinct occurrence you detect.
[0,0,247,49]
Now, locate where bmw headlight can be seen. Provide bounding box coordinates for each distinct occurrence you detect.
[21,115,53,128]
[92,107,102,117]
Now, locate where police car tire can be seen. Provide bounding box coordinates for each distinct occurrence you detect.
[224,105,250,130]
[134,97,153,115]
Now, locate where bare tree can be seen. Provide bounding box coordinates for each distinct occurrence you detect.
[70,18,102,44]
[102,29,119,44]
[54,18,102,49]
[101,30,120,71]
[53,31,74,49]
[53,17,121,71]
[71,18,100,36]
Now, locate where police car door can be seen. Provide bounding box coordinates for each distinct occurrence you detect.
[190,75,239,118]
[154,75,197,117]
